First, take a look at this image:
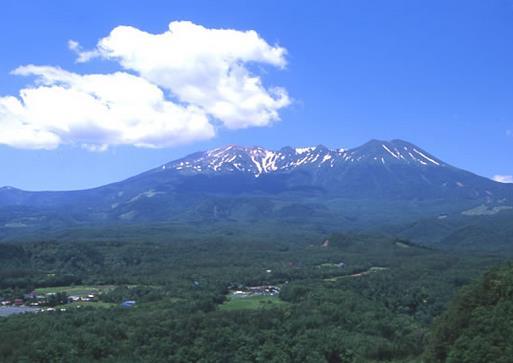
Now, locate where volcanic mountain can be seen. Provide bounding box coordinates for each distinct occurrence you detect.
[1,139,512,243]
[148,139,504,199]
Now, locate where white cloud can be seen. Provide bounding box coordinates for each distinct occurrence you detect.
[67,40,100,63]
[75,21,290,129]
[0,66,213,149]
[0,21,289,150]
[493,175,513,183]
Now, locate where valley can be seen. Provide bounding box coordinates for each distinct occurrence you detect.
[1,2,511,361]
[1,140,512,362]
[0,232,508,362]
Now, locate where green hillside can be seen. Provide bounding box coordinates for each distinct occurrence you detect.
[425,264,513,362]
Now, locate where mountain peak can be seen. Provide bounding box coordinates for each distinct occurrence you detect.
[161,143,345,176]
[158,139,447,177]
[348,139,445,167]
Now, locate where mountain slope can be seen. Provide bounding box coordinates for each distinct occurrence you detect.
[1,139,512,244]
[132,138,511,200]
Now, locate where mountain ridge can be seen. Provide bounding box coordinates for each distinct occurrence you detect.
[0,139,498,192]
[153,139,448,178]
[1,139,512,247]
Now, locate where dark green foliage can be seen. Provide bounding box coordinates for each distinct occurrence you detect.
[0,233,505,362]
[425,264,513,363]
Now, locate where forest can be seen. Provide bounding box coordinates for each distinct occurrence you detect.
[0,232,510,362]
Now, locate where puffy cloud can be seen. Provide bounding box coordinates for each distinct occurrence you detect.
[0,66,213,149]
[73,21,290,129]
[0,21,289,150]
[493,175,513,183]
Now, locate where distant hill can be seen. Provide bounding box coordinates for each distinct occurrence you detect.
[1,139,512,246]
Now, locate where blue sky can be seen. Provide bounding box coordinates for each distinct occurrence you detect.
[1,0,513,190]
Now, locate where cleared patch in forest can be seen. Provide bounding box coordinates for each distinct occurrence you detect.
[219,295,287,311]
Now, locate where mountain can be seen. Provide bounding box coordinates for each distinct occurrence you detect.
[1,139,512,245]
[120,139,511,205]
[160,139,445,177]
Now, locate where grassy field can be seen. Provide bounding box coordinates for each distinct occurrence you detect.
[35,285,115,296]
[219,295,287,311]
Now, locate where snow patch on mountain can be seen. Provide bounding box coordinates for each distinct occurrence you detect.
[295,147,315,155]
[159,140,447,177]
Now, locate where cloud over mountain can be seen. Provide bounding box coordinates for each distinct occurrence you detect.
[493,175,513,184]
[0,21,289,150]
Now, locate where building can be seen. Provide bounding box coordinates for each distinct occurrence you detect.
[120,300,136,308]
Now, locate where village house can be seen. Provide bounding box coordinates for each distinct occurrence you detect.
[232,285,281,297]
[23,291,37,300]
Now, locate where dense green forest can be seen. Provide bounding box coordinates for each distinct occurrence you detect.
[425,264,513,363]
[0,233,509,362]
